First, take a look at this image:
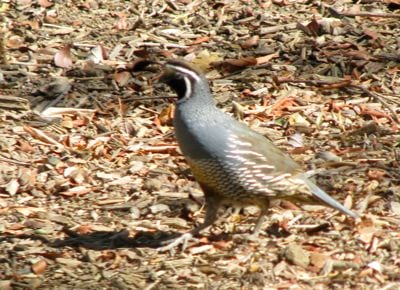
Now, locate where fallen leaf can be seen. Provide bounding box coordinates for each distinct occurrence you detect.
[367,261,382,273]
[158,104,175,126]
[15,206,46,216]
[191,50,222,71]
[113,71,131,87]
[114,15,128,30]
[23,126,65,148]
[5,179,19,196]
[241,35,259,49]
[256,52,279,64]
[56,258,82,267]
[213,57,257,72]
[88,45,107,64]
[60,185,92,196]
[54,45,73,68]
[190,36,210,45]
[38,0,53,8]
[32,259,47,275]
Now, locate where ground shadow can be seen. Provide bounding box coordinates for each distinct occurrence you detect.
[0,222,327,251]
[50,227,183,250]
[0,229,182,250]
[51,228,233,250]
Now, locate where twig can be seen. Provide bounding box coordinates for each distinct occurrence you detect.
[274,77,400,123]
[122,95,177,101]
[350,85,400,124]
[0,156,31,166]
[0,95,30,110]
[328,6,400,19]
[274,77,351,89]
[136,42,189,49]
[259,23,298,34]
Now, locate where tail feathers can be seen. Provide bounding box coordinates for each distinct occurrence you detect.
[303,177,359,218]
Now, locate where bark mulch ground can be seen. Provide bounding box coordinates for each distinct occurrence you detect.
[1,1,400,289]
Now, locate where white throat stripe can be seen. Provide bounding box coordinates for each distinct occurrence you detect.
[183,77,192,100]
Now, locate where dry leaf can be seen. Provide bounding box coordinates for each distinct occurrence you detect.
[213,57,257,72]
[17,0,32,7]
[191,50,222,71]
[32,259,47,275]
[5,179,19,196]
[22,20,40,30]
[15,206,46,216]
[76,224,93,234]
[158,104,175,126]
[367,169,385,180]
[38,0,53,8]
[307,16,321,36]
[60,185,92,196]
[54,45,73,68]
[5,35,25,49]
[88,45,107,64]
[190,36,210,45]
[23,126,65,148]
[114,15,128,30]
[113,71,131,87]
[367,261,382,273]
[224,57,257,68]
[256,52,279,65]
[241,35,259,49]
[310,252,328,269]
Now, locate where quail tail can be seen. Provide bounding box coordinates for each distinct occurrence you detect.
[302,177,359,218]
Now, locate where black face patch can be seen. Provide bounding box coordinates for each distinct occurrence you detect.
[164,74,187,100]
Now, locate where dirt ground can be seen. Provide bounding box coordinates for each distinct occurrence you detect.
[1,0,400,289]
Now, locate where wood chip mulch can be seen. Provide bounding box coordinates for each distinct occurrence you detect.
[1,1,400,289]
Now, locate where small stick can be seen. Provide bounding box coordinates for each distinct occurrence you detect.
[328,6,400,19]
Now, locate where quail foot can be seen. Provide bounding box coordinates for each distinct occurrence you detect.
[157,60,358,252]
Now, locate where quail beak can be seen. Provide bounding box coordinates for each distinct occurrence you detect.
[157,66,175,84]
[130,59,160,72]
[153,69,171,91]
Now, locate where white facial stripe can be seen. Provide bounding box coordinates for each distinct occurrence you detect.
[167,65,201,82]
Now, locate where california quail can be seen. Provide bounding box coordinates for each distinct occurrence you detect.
[158,60,358,250]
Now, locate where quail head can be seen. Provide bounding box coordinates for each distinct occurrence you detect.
[158,59,358,250]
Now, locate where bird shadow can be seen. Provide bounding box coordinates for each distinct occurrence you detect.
[0,229,183,250]
[0,223,330,251]
[51,228,232,250]
[50,227,183,250]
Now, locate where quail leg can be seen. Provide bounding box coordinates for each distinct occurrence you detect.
[234,201,270,242]
[252,206,269,236]
[157,194,222,252]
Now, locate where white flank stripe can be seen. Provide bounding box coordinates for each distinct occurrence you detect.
[269,173,291,182]
[232,140,252,147]
[255,173,265,177]
[229,149,263,156]
[253,164,274,169]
